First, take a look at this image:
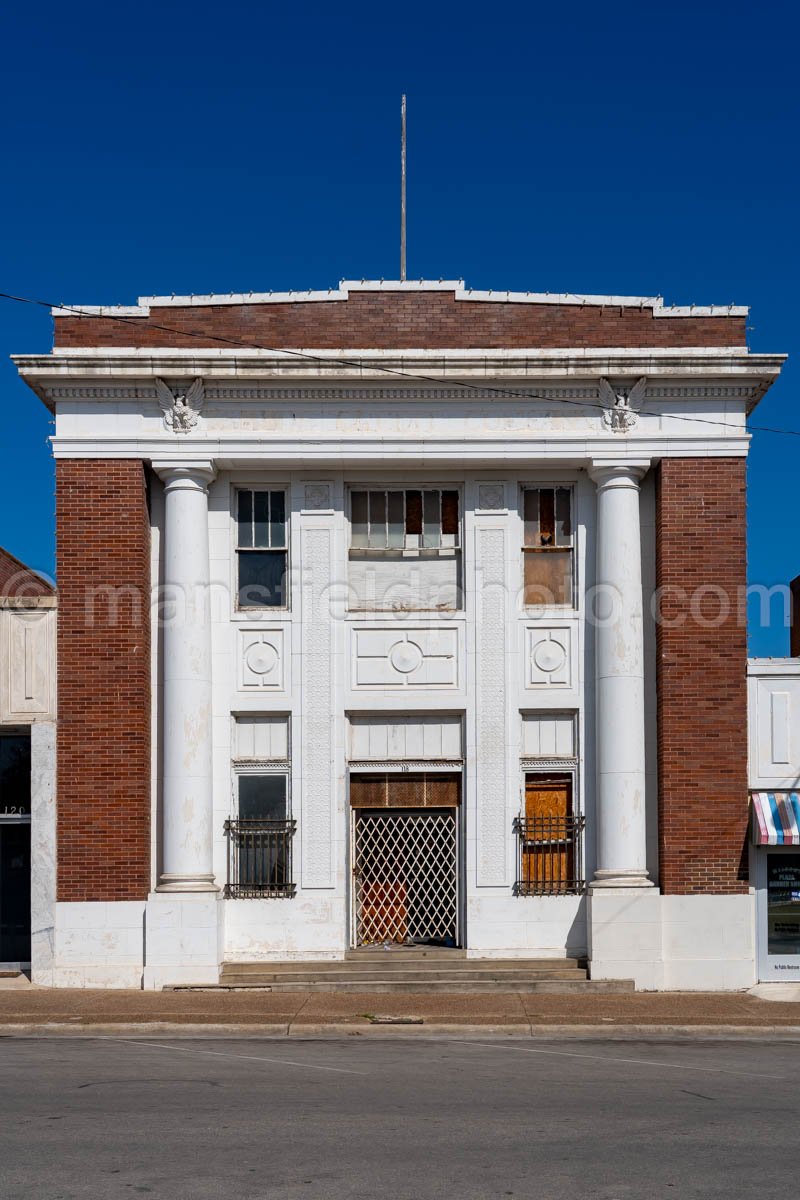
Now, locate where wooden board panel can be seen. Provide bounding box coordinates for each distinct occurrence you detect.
[523,774,572,891]
[350,773,462,807]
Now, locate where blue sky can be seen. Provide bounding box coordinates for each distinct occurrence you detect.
[1,0,797,653]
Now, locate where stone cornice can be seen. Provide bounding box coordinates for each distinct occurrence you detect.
[13,348,786,414]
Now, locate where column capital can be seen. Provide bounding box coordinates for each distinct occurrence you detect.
[152,460,216,488]
[588,458,651,487]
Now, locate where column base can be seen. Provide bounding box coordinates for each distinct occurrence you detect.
[588,887,663,990]
[156,873,219,893]
[143,891,222,989]
[591,868,654,889]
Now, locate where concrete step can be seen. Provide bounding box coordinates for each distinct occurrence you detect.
[219,968,587,987]
[346,947,469,961]
[222,956,583,975]
[183,978,635,994]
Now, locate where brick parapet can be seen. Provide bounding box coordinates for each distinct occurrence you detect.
[54,291,746,351]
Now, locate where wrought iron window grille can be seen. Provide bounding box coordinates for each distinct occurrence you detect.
[513,813,586,896]
[223,817,297,898]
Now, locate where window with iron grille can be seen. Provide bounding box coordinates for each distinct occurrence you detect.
[514,772,585,895]
[348,488,462,611]
[225,774,295,898]
[235,489,288,608]
[522,487,574,607]
[225,717,295,897]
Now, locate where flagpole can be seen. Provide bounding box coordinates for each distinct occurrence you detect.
[400,94,407,281]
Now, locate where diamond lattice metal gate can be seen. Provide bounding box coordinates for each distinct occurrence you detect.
[353,809,459,946]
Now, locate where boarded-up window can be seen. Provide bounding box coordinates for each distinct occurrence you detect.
[350,773,462,808]
[521,774,574,893]
[522,487,573,606]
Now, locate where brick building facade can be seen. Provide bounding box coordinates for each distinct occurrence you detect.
[13,279,786,988]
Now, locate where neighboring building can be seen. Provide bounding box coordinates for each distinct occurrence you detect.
[748,659,800,981]
[0,547,56,968]
[13,279,786,989]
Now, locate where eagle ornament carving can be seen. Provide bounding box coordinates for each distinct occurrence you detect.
[155,377,205,433]
[598,376,647,433]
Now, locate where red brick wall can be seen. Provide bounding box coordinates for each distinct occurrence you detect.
[0,545,55,598]
[656,458,748,894]
[56,460,151,901]
[54,291,746,350]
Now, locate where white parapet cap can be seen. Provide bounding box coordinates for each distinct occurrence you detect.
[50,278,749,319]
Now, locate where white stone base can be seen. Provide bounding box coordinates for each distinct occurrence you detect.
[588,887,664,990]
[588,889,755,991]
[661,893,755,990]
[223,896,347,961]
[142,892,222,989]
[35,889,757,991]
[466,894,588,959]
[43,901,146,989]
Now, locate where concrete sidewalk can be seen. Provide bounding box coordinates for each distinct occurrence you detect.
[2,980,800,1037]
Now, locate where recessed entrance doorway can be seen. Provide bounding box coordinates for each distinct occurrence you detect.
[350,773,461,947]
[0,733,32,967]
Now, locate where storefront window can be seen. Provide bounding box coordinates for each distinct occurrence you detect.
[767,853,800,955]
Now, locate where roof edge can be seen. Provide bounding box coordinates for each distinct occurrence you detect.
[50,279,748,319]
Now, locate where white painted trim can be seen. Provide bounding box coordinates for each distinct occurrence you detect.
[48,434,753,460]
[348,760,464,771]
[49,278,748,317]
[24,345,771,363]
[748,659,800,676]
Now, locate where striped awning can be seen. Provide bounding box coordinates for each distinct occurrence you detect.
[751,792,800,845]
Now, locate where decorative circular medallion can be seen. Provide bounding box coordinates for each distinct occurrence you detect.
[389,639,424,675]
[532,639,566,674]
[245,642,278,676]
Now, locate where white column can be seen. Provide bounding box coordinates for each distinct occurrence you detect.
[589,460,652,888]
[153,461,217,892]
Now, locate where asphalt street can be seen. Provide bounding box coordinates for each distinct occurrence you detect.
[0,1037,797,1199]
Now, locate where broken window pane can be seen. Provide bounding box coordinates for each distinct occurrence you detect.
[441,491,459,537]
[539,489,555,546]
[405,491,423,536]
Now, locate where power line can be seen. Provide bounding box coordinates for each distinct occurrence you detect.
[0,287,795,439]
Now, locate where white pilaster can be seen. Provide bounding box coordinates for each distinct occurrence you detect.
[589,460,652,888]
[153,460,217,892]
[30,721,57,983]
[300,515,336,889]
[474,522,509,886]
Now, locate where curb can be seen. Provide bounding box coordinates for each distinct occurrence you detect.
[2,1022,800,1040]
